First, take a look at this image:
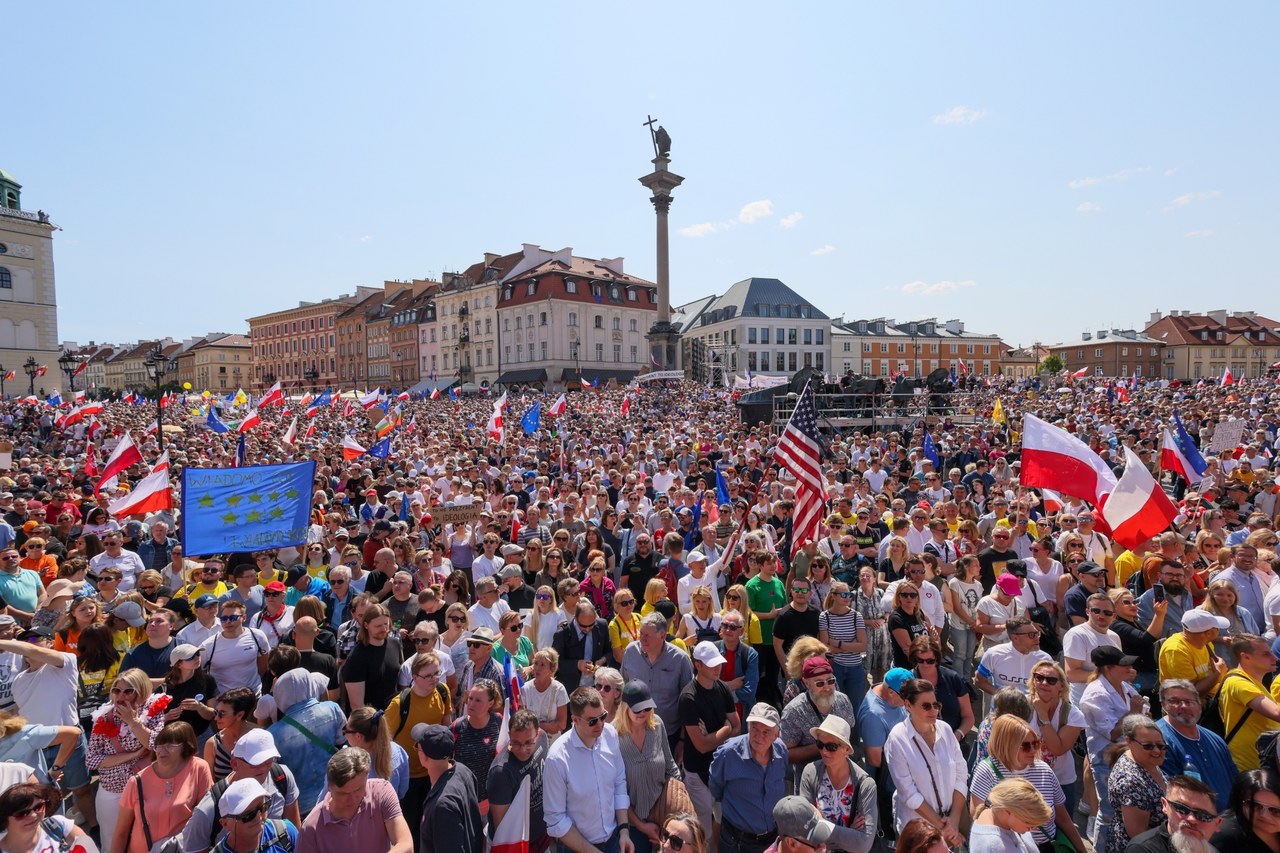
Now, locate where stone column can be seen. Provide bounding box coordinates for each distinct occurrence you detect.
[639,155,684,370]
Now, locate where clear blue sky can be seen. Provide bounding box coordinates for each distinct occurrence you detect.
[8,3,1277,350]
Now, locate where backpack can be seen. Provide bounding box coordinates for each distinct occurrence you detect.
[260,819,295,853]
[1258,729,1280,771]
[393,682,450,738]
[208,763,289,847]
[688,614,720,645]
[1024,581,1061,658]
[1201,672,1250,741]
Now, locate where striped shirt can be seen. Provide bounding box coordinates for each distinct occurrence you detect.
[968,756,1064,844]
[818,608,866,667]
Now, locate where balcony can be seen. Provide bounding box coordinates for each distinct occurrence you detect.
[459,304,470,317]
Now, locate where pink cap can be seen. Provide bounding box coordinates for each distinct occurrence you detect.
[996,574,1022,596]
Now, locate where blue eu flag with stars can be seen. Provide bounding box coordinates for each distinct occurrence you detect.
[182,461,316,554]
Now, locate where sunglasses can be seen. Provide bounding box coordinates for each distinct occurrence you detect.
[580,711,608,727]
[1089,608,1115,616]
[660,828,693,851]
[1133,741,1168,752]
[914,657,937,665]
[898,592,918,599]
[109,686,137,697]
[1020,738,1042,752]
[1033,673,1061,685]
[1166,799,1218,824]
[227,803,269,823]
[915,701,943,712]
[448,615,466,623]
[816,740,845,753]
[219,614,244,622]
[809,678,836,688]
[12,801,47,820]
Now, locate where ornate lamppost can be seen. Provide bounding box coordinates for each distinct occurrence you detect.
[58,351,81,393]
[23,357,38,396]
[144,345,169,454]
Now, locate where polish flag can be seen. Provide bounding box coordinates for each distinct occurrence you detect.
[305,422,316,439]
[144,420,159,436]
[97,433,143,494]
[490,774,531,853]
[1221,368,1234,387]
[342,401,355,418]
[1102,447,1179,552]
[429,387,440,400]
[83,445,99,480]
[397,390,410,402]
[1040,488,1065,514]
[108,467,173,518]
[282,416,298,446]
[1071,367,1089,380]
[487,402,505,444]
[548,394,566,417]
[152,451,170,473]
[580,377,591,389]
[956,358,971,376]
[342,436,367,460]
[621,396,631,417]
[80,401,103,418]
[74,390,86,403]
[332,390,343,407]
[1018,414,1118,530]
[259,381,284,408]
[86,417,102,440]
[238,409,261,433]
[358,388,382,409]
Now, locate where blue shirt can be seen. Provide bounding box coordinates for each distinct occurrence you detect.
[709,733,788,834]
[1214,567,1266,629]
[268,698,346,815]
[0,522,14,551]
[1137,588,1193,640]
[1157,718,1238,811]
[0,568,41,614]
[212,819,298,853]
[544,725,629,844]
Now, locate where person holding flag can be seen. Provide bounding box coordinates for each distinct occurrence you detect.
[488,708,548,853]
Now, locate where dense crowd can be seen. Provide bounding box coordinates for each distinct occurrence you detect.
[2,373,1280,853]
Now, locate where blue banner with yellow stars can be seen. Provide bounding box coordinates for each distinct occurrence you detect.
[180,461,316,555]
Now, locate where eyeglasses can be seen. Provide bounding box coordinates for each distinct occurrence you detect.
[580,711,608,727]
[1163,696,1200,707]
[660,828,693,851]
[1032,673,1061,685]
[1088,608,1115,616]
[413,637,433,645]
[1011,631,1041,639]
[1250,799,1280,819]
[415,671,441,681]
[1166,799,1218,824]
[792,587,810,594]
[598,684,615,694]
[809,678,836,688]
[12,801,47,819]
[1020,738,1043,752]
[447,615,466,623]
[227,802,269,823]
[264,591,284,597]
[725,593,740,601]
[1133,740,1168,752]
[219,614,243,622]
[816,740,845,753]
[914,701,943,711]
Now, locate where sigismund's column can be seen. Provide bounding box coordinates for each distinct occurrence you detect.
[638,119,684,370]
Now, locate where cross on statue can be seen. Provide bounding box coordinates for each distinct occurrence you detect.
[644,115,671,159]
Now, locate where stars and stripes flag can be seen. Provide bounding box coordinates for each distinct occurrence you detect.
[772,381,826,555]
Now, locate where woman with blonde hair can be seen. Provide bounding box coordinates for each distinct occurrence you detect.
[1025,659,1085,815]
[341,706,409,798]
[594,666,624,721]
[878,536,911,584]
[615,680,690,850]
[969,715,1086,853]
[492,609,534,675]
[52,591,101,655]
[440,601,472,674]
[676,585,721,645]
[85,667,169,846]
[527,585,560,652]
[970,777,1053,853]
[520,647,569,737]
[721,583,762,646]
[641,577,669,617]
[1200,578,1260,658]
[609,587,641,663]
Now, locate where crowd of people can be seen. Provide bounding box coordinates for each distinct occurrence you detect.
[1,373,1280,853]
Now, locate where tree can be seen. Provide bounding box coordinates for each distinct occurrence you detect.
[1039,354,1064,375]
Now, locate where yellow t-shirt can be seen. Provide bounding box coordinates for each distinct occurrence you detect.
[1114,550,1146,588]
[386,683,452,778]
[610,614,641,653]
[177,581,229,603]
[721,609,763,646]
[1220,669,1280,771]
[1158,632,1216,689]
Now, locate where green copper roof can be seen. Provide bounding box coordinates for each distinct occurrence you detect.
[0,168,17,184]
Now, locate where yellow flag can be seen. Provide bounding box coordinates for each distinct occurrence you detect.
[992,398,1007,424]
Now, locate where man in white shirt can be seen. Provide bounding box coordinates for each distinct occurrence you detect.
[543,686,633,853]
[903,509,932,555]
[975,616,1053,696]
[88,531,147,591]
[466,576,510,634]
[1062,592,1122,704]
[177,594,222,647]
[676,551,721,614]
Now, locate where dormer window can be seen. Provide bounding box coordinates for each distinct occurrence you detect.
[503,287,513,300]
[565,279,578,294]
[526,281,537,296]
[627,288,637,301]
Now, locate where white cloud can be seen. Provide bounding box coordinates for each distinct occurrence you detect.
[738,200,774,224]
[678,222,721,238]
[810,245,836,256]
[933,106,987,125]
[780,212,804,229]
[900,279,975,296]
[1067,167,1148,190]
[1165,190,1221,211]
[1076,202,1102,214]
[1164,168,1177,177]
[1185,229,1215,239]
[359,235,373,243]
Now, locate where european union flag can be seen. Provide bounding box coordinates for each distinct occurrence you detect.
[207,408,230,434]
[715,464,731,506]
[521,402,541,436]
[922,432,940,469]
[369,437,392,459]
[181,461,316,554]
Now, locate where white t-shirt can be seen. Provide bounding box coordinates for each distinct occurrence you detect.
[976,644,1053,694]
[520,678,569,726]
[1061,625,1121,705]
[176,620,221,648]
[882,579,946,628]
[677,570,721,614]
[1027,560,1064,602]
[0,651,24,713]
[12,653,79,727]
[975,596,1023,645]
[250,606,296,650]
[468,600,511,634]
[1029,700,1087,784]
[200,628,270,693]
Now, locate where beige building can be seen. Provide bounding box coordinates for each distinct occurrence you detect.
[1144,310,1280,381]
[178,334,252,392]
[999,344,1050,379]
[0,168,60,384]
[436,267,501,390]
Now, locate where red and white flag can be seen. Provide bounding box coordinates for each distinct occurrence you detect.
[305,422,317,439]
[490,776,531,853]
[258,381,285,408]
[282,416,298,446]
[620,396,631,417]
[238,408,261,433]
[342,436,366,460]
[397,390,410,402]
[83,444,99,480]
[487,396,506,444]
[429,387,440,401]
[548,394,566,417]
[1018,414,1118,530]
[86,417,102,440]
[144,420,159,437]
[97,434,143,494]
[1221,367,1234,387]
[580,377,590,389]
[1070,366,1089,380]
[957,358,971,376]
[1101,447,1179,552]
[1040,488,1065,514]
[358,388,382,409]
[152,451,170,473]
[342,400,355,418]
[74,390,86,403]
[108,467,172,518]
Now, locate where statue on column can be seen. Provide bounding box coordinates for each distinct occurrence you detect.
[644,115,672,158]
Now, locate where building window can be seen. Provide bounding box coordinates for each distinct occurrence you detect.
[629,319,637,332]
[627,288,637,301]
[776,352,786,372]
[505,346,512,363]
[760,328,769,344]
[612,317,621,331]
[803,352,813,368]
[803,329,812,345]
[516,317,522,329]
[788,352,798,372]
[540,312,547,326]
[595,343,604,361]
[0,267,13,288]
[613,344,621,362]
[816,329,824,345]
[1095,348,1102,358]
[896,343,906,354]
[816,352,824,370]
[748,328,757,344]
[748,352,758,372]
[526,282,537,296]
[788,329,797,346]
[595,315,604,329]
[1121,347,1128,356]
[565,279,577,294]
[630,346,638,362]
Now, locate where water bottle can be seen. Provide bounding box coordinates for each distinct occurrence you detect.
[1184,754,1202,781]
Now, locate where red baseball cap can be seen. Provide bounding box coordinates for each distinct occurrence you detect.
[264,581,286,593]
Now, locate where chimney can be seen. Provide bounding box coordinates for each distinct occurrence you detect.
[1208,309,1227,325]
[944,319,964,334]
[1082,332,1092,341]
[484,253,500,266]
[599,257,625,275]
[1097,330,1108,339]
[1149,311,1162,324]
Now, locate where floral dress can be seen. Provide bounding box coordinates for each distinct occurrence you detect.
[1106,753,1165,853]
[855,588,891,679]
[85,693,171,794]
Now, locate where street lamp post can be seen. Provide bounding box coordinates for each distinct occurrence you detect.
[303,366,319,392]
[144,345,169,455]
[23,357,38,396]
[0,364,6,400]
[58,351,80,393]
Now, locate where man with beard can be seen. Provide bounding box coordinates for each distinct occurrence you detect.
[1155,679,1237,811]
[778,656,856,766]
[621,532,658,601]
[1137,561,1194,639]
[976,526,1016,591]
[1124,774,1221,853]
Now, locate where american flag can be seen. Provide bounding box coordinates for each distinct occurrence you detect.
[773,381,826,555]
